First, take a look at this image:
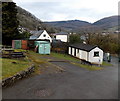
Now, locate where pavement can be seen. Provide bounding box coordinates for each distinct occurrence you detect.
[2,56,118,99]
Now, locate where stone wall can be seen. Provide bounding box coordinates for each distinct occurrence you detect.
[2,65,35,88]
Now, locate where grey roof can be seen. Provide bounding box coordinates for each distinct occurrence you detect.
[56,32,69,35]
[30,30,44,39]
[69,43,98,52]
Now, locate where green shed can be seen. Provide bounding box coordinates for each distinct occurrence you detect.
[12,40,21,49]
[34,41,51,54]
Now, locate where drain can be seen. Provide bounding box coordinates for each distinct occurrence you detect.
[35,88,53,97]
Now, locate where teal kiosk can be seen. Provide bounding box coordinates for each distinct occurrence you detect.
[34,41,51,54]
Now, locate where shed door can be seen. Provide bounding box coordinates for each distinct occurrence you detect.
[44,43,50,54]
[39,43,50,54]
[39,44,44,54]
[22,40,27,50]
[15,40,21,49]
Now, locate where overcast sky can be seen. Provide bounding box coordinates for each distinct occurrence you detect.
[13,0,119,23]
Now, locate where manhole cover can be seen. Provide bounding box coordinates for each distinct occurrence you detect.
[35,88,53,97]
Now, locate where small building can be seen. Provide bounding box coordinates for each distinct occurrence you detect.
[29,30,52,42]
[68,44,103,64]
[34,41,51,54]
[54,32,69,42]
[12,40,21,49]
[12,40,28,50]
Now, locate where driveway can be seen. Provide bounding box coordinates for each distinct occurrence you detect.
[2,56,118,99]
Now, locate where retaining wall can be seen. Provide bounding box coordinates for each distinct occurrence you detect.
[2,65,35,88]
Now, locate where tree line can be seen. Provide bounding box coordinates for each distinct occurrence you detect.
[69,33,119,54]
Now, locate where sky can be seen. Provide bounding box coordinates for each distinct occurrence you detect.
[13,0,119,23]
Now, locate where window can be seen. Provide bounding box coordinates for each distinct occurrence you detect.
[54,36,56,38]
[77,49,79,53]
[43,34,46,37]
[94,52,99,57]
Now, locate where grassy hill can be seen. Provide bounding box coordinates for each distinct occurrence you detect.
[17,6,43,30]
[45,20,92,32]
[16,6,61,33]
[93,16,119,30]
[16,6,119,33]
[45,16,119,33]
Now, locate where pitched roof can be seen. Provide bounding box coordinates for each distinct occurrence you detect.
[56,32,68,35]
[69,43,98,52]
[30,30,44,39]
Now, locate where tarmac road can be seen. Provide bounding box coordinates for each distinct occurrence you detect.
[2,56,118,99]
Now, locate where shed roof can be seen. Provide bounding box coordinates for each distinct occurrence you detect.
[69,43,98,52]
[30,30,44,39]
[35,41,50,44]
[55,32,68,35]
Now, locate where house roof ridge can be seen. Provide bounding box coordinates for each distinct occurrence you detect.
[69,43,98,52]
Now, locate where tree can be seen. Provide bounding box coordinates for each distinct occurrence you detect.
[69,34,82,44]
[2,2,19,45]
[17,31,31,40]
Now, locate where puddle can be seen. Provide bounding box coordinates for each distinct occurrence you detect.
[34,88,54,97]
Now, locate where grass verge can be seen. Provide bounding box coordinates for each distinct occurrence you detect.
[26,51,46,74]
[2,57,31,79]
[51,52,80,62]
[102,61,112,66]
[51,52,106,71]
[71,62,104,71]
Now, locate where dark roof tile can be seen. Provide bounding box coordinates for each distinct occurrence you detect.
[69,43,98,52]
[56,32,68,35]
[30,30,44,39]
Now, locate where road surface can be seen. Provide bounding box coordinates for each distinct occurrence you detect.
[2,56,118,99]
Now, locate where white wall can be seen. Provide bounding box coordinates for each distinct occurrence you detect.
[79,50,88,61]
[89,47,103,64]
[72,48,74,56]
[68,46,103,64]
[68,47,71,55]
[56,35,68,42]
[76,49,79,58]
[38,30,52,42]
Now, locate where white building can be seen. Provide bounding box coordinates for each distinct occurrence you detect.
[55,32,68,42]
[29,30,52,42]
[68,44,103,64]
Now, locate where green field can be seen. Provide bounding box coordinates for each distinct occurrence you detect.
[2,57,31,79]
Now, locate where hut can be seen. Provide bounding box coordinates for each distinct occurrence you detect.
[68,43,103,65]
[12,40,21,49]
[12,40,28,50]
[34,41,51,54]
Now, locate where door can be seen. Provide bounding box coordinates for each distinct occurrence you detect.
[15,40,21,49]
[22,40,28,50]
[39,44,44,54]
[39,43,50,54]
[44,43,50,54]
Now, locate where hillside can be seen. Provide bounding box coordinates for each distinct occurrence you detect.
[16,6,43,30]
[93,16,119,30]
[44,16,119,33]
[45,20,92,32]
[16,6,62,33]
[16,6,119,33]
